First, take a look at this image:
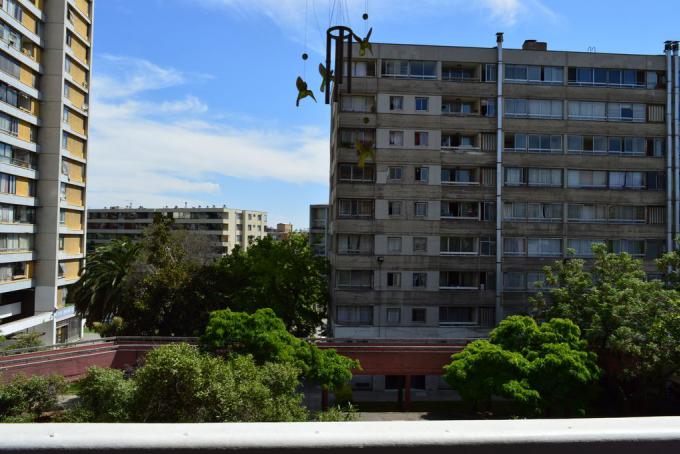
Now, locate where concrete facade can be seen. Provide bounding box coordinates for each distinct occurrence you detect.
[0,0,93,344]
[309,204,329,256]
[87,206,268,256]
[329,36,677,339]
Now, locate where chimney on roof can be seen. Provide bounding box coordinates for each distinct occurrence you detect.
[522,39,547,51]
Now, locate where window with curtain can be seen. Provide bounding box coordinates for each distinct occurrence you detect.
[504,201,527,220]
[389,131,403,146]
[440,237,477,255]
[528,238,562,256]
[336,306,373,324]
[528,168,561,186]
[504,167,524,185]
[567,204,607,222]
[528,203,562,221]
[0,173,16,193]
[503,238,526,255]
[504,272,526,290]
[567,170,607,188]
[336,270,373,288]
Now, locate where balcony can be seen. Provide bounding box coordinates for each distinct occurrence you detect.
[1,418,679,452]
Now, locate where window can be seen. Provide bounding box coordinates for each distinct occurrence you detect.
[58,262,66,278]
[338,199,373,218]
[480,236,495,256]
[609,206,645,223]
[568,101,606,120]
[567,204,607,223]
[58,237,65,251]
[567,170,607,188]
[505,99,562,119]
[503,238,526,256]
[0,173,16,194]
[389,96,403,111]
[440,271,478,289]
[412,273,427,288]
[505,65,564,84]
[528,168,562,187]
[568,67,647,88]
[608,103,645,122]
[0,53,20,79]
[413,237,427,253]
[527,238,562,257]
[386,272,401,288]
[567,239,605,257]
[337,234,372,255]
[441,168,478,184]
[439,307,475,325]
[484,64,497,82]
[381,60,436,79]
[504,167,524,186]
[504,201,527,220]
[388,201,402,216]
[386,308,401,322]
[339,128,374,147]
[527,203,562,221]
[338,163,375,182]
[387,237,402,253]
[414,201,428,217]
[388,166,403,181]
[344,61,375,77]
[414,132,429,146]
[415,167,429,182]
[504,272,526,290]
[441,201,479,219]
[337,306,373,324]
[60,182,67,199]
[608,171,645,189]
[440,237,477,255]
[612,239,645,257]
[341,95,374,112]
[411,308,426,322]
[389,130,404,146]
[59,210,66,225]
[336,270,373,288]
[0,113,18,136]
[415,97,429,111]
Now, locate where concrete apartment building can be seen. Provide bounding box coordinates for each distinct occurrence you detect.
[329,35,679,341]
[87,206,268,255]
[267,223,293,242]
[309,204,329,257]
[0,0,93,344]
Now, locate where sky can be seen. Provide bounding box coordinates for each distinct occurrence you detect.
[89,0,680,227]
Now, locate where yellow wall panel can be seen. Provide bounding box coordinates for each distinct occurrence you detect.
[62,260,81,279]
[21,10,38,35]
[65,134,86,159]
[69,60,87,86]
[15,177,31,197]
[65,211,82,231]
[19,66,36,88]
[68,160,85,182]
[75,0,91,18]
[71,11,89,40]
[67,84,86,110]
[67,109,86,135]
[64,236,82,254]
[66,186,83,206]
[69,35,88,65]
[17,122,34,142]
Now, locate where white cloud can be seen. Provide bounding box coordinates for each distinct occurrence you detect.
[88,57,329,209]
[92,55,185,99]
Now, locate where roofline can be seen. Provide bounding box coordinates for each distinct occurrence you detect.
[369,41,666,59]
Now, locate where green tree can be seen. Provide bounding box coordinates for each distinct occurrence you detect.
[0,374,66,422]
[76,367,134,422]
[443,316,600,416]
[2,332,43,351]
[533,244,680,404]
[216,234,328,336]
[131,343,308,422]
[69,239,142,335]
[201,308,358,391]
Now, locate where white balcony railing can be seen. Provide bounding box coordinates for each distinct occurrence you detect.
[0,418,679,453]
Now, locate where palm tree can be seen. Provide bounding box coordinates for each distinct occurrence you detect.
[69,239,142,332]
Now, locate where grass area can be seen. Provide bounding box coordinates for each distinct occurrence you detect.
[65,381,82,395]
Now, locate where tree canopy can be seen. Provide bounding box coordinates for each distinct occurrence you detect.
[443,316,600,416]
[532,244,680,401]
[201,308,358,390]
[73,217,328,338]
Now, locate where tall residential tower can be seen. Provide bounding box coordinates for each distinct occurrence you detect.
[329,36,678,339]
[0,0,93,344]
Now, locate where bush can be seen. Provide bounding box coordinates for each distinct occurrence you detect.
[0,374,66,422]
[77,367,134,422]
[131,343,308,422]
[333,382,353,406]
[314,404,358,422]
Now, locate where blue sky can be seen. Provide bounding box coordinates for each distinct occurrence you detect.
[89,0,680,227]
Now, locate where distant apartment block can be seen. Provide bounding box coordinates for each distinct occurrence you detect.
[329,36,679,340]
[0,0,94,344]
[266,223,293,241]
[309,204,329,257]
[88,206,267,255]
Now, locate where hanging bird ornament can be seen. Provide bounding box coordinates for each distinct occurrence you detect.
[356,139,375,169]
[296,77,316,107]
[357,28,373,56]
[319,63,333,93]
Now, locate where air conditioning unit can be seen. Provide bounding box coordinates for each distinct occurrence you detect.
[82,104,88,111]
[82,81,88,89]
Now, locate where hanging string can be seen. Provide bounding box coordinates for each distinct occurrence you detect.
[312,0,326,48]
[343,0,352,32]
[364,0,369,34]
[303,0,309,78]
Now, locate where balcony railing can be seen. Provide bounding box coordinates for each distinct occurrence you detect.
[0,417,679,452]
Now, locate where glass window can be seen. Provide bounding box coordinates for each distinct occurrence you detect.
[389,96,403,111]
[415,167,429,182]
[336,305,373,324]
[413,237,427,252]
[414,201,428,217]
[414,132,429,146]
[387,237,402,253]
[411,308,426,322]
[503,238,526,255]
[504,272,526,290]
[389,130,404,146]
[388,166,403,180]
[527,238,561,256]
[415,97,429,111]
[412,273,427,289]
[386,307,401,321]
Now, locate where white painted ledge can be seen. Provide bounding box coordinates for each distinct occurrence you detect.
[1,417,680,453]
